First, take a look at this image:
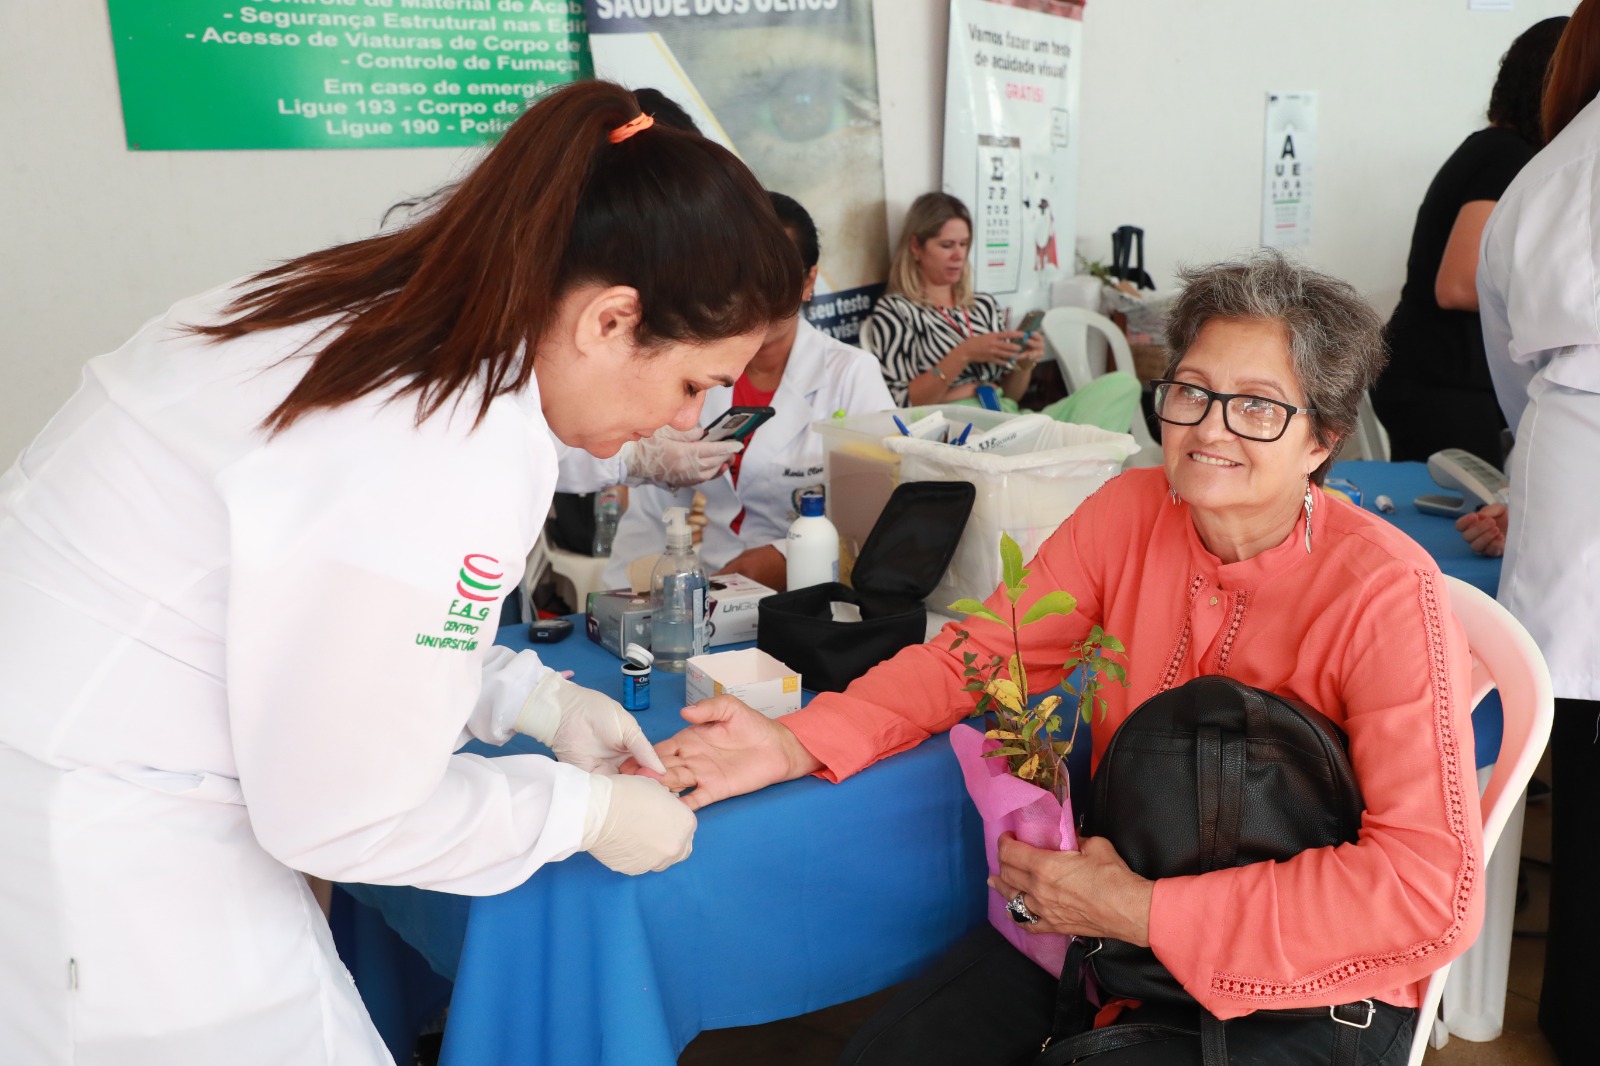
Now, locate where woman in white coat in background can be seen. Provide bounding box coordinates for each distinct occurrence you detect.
[600,192,895,591]
[1477,7,1600,1060]
[0,81,802,1066]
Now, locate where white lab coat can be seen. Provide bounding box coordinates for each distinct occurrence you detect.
[1479,93,1600,701]
[0,284,594,1064]
[600,318,893,588]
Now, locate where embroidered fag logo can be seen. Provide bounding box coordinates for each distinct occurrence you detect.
[456,554,504,602]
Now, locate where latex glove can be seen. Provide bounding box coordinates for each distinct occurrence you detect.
[621,426,742,488]
[581,773,696,875]
[516,672,666,775]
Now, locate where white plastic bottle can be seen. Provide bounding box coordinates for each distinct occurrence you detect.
[786,493,840,590]
[650,507,709,672]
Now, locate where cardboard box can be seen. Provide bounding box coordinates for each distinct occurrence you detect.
[685,648,802,718]
[706,574,775,647]
[585,589,652,659]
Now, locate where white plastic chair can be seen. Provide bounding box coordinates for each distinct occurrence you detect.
[521,529,613,618]
[1040,306,1161,466]
[1406,576,1554,1065]
[1340,391,1392,462]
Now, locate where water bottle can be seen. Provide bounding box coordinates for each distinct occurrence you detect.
[592,486,623,557]
[786,492,840,590]
[650,506,709,672]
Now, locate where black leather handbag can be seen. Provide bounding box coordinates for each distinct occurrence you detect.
[1037,675,1381,1066]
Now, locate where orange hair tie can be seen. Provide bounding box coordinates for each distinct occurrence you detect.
[608,113,654,144]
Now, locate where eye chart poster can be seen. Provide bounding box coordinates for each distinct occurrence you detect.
[943,0,1082,322]
[583,0,889,344]
[1262,90,1317,248]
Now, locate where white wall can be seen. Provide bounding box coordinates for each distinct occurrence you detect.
[873,0,1573,296]
[2,0,1575,462]
[0,1,484,464]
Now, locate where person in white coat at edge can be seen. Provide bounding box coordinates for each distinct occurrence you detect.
[0,80,804,1066]
[1475,7,1600,1061]
[591,192,895,592]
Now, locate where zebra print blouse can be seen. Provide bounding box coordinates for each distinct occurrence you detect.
[867,292,1009,406]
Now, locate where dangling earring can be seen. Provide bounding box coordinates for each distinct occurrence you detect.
[1169,486,1181,505]
[1303,478,1315,554]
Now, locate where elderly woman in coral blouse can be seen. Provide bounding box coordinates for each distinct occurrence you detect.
[632,253,1483,1065]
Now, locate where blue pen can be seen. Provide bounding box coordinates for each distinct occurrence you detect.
[976,385,1002,412]
[953,422,974,446]
[891,414,912,436]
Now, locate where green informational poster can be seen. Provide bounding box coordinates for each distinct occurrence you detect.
[105,1,591,150]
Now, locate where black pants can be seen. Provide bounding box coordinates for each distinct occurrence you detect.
[1538,698,1600,1063]
[841,926,1414,1066]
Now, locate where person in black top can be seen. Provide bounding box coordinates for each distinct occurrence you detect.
[1371,17,1568,464]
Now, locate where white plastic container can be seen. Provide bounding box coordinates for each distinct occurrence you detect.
[885,418,1138,611]
[814,404,1017,579]
[785,493,840,590]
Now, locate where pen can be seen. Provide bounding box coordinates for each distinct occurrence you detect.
[976,385,1002,411]
[954,422,974,446]
[891,414,912,436]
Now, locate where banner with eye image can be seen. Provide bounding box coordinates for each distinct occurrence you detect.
[584,0,889,345]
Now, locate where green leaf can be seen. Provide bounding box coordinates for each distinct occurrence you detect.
[1046,715,1061,733]
[1000,534,1026,600]
[1021,590,1078,626]
[1101,633,1127,653]
[963,651,978,667]
[987,745,1028,758]
[948,599,1004,625]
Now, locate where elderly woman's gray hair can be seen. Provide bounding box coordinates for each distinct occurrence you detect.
[1163,251,1387,483]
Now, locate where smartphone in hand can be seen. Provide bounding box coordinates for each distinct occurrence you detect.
[1013,309,1046,348]
[702,405,776,443]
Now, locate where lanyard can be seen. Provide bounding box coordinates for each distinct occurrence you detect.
[935,305,974,339]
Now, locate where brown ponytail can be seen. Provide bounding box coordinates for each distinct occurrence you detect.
[195,79,802,433]
[1544,0,1600,144]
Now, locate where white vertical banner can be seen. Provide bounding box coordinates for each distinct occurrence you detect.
[1262,90,1317,248]
[943,0,1083,323]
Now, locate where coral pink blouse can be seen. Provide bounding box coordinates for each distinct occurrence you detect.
[785,466,1484,1017]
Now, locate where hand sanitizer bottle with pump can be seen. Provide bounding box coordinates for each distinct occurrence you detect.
[650,506,709,672]
[786,491,840,590]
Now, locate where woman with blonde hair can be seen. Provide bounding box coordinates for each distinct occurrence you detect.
[867,192,1044,406]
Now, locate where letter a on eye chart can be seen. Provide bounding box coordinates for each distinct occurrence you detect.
[1262,90,1317,248]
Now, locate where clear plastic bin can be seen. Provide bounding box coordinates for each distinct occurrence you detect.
[886,419,1137,610]
[815,404,1018,580]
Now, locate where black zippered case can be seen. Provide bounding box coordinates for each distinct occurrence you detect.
[757,480,976,693]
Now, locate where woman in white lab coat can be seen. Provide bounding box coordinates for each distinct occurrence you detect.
[0,81,802,1066]
[601,193,895,591]
[1477,9,1600,1060]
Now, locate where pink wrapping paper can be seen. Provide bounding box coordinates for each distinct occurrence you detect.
[950,722,1078,976]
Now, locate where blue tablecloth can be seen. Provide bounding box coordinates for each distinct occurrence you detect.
[336,460,1503,1065]
[339,631,988,1065]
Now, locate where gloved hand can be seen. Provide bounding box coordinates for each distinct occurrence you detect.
[620,426,742,488]
[581,773,696,875]
[515,672,666,775]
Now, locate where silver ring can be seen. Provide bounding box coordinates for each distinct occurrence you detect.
[1006,891,1039,925]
